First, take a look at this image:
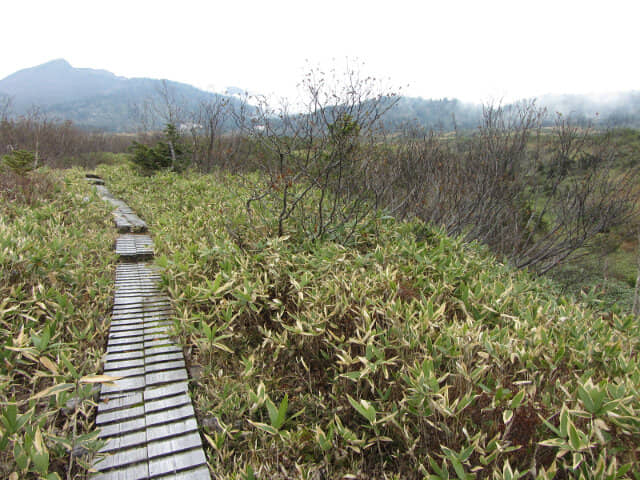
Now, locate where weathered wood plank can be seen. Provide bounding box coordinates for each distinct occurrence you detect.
[98,416,148,438]
[107,335,146,346]
[153,465,211,480]
[144,382,188,401]
[99,429,147,453]
[93,185,210,480]
[145,393,191,413]
[144,343,182,354]
[106,342,144,354]
[147,432,203,459]
[104,349,145,363]
[147,448,207,478]
[100,375,145,394]
[145,369,188,387]
[144,360,186,374]
[96,404,145,426]
[145,417,198,443]
[93,444,147,471]
[103,358,145,371]
[91,461,148,480]
[96,392,143,412]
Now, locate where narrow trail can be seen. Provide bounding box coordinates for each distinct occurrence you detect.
[89,175,210,480]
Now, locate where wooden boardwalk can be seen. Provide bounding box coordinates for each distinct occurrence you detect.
[90,175,210,480]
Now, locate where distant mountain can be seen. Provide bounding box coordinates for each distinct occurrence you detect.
[0,59,125,109]
[0,59,242,132]
[1,59,638,132]
[383,92,640,130]
[536,91,640,127]
[382,97,483,130]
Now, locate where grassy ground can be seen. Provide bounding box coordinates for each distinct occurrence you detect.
[96,163,640,479]
[551,243,638,313]
[0,168,116,479]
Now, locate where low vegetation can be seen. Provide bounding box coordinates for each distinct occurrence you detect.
[99,163,640,479]
[0,168,114,479]
[1,66,638,478]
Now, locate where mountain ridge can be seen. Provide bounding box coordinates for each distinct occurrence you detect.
[0,59,239,131]
[1,59,639,131]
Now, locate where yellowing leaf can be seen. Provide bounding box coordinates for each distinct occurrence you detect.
[40,356,59,375]
[80,374,123,384]
[31,383,74,400]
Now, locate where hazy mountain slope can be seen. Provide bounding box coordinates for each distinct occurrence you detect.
[1,59,639,131]
[0,59,240,131]
[0,59,126,109]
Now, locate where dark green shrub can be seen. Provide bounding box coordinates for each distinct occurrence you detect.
[129,123,189,174]
[2,150,36,175]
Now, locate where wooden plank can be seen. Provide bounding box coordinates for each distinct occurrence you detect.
[144,382,188,401]
[103,358,145,371]
[113,296,146,305]
[109,323,146,333]
[98,416,148,438]
[103,366,145,378]
[143,324,172,332]
[144,352,184,365]
[99,430,147,453]
[144,339,175,350]
[145,360,185,374]
[145,417,198,442]
[147,448,207,478]
[96,392,143,412]
[93,185,210,480]
[144,345,182,357]
[108,335,146,346]
[145,393,191,413]
[96,404,145,426]
[145,369,189,387]
[147,432,203,459]
[153,465,211,480]
[100,376,145,395]
[110,312,145,320]
[107,342,144,354]
[145,404,195,427]
[104,349,145,363]
[93,444,147,471]
[91,461,148,480]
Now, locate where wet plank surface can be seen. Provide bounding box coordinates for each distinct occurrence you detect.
[90,176,210,479]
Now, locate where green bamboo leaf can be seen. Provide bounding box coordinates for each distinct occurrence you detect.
[347,395,376,424]
[248,420,278,435]
[559,405,569,438]
[568,423,581,451]
[509,389,525,409]
[276,394,288,430]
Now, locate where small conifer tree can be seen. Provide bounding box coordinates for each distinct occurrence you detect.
[2,150,36,175]
[129,123,189,174]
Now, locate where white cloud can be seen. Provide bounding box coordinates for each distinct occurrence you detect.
[1,0,638,102]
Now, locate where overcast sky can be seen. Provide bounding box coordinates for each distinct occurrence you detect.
[1,0,638,103]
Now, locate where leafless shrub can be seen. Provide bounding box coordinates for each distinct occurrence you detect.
[237,64,399,241]
[0,169,58,206]
[383,103,639,273]
[0,114,132,168]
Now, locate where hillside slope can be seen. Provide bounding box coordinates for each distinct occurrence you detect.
[97,163,640,479]
[0,59,239,131]
[3,60,640,131]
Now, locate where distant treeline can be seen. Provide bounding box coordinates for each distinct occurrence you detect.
[2,89,640,133]
[381,92,640,130]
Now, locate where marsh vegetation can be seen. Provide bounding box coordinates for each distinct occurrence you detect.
[1,69,639,478]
